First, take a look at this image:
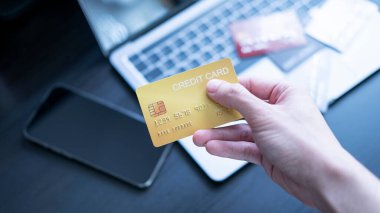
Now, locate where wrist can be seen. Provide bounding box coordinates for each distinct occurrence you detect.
[315,149,380,212]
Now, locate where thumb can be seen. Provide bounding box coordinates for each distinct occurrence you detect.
[206,79,268,119]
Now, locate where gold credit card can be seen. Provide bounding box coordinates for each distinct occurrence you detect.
[136,58,243,147]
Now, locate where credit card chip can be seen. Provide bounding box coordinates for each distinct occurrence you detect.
[148,101,167,117]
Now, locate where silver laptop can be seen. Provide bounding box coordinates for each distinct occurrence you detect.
[78,0,380,181]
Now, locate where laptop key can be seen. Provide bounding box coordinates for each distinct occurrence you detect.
[145,68,162,81]
[135,62,147,72]
[161,46,172,54]
[190,60,200,68]
[232,1,244,10]
[198,23,208,32]
[239,0,252,4]
[174,38,185,47]
[177,52,186,60]
[222,9,232,17]
[189,44,200,53]
[215,44,225,52]
[210,16,220,24]
[213,29,224,37]
[164,60,175,69]
[148,54,160,63]
[201,37,212,45]
[202,52,212,61]
[186,31,197,39]
[307,0,323,8]
[129,54,140,63]
[247,7,259,16]
[278,1,294,10]
[177,67,186,73]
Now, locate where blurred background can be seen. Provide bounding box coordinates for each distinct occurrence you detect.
[1,0,379,212]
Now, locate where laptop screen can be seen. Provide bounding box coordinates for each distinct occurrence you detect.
[79,0,196,55]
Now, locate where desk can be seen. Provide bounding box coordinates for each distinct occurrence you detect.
[1,1,379,212]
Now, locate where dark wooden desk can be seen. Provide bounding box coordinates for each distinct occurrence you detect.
[1,1,379,212]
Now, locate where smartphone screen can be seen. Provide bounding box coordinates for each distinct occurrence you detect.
[24,85,171,188]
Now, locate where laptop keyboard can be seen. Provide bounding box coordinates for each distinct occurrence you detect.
[128,0,325,82]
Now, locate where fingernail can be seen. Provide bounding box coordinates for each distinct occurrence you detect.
[207,79,222,93]
[192,130,204,147]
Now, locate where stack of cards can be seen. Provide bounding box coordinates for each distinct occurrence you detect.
[136,59,243,147]
[230,11,307,58]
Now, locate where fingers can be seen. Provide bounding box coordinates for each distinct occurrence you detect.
[238,77,291,104]
[193,124,253,147]
[206,79,267,117]
[193,125,261,164]
[205,140,262,165]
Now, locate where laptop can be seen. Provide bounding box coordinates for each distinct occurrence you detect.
[78,0,380,181]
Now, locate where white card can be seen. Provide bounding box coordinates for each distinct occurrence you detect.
[306,0,378,52]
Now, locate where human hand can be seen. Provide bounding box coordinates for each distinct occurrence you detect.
[193,77,380,212]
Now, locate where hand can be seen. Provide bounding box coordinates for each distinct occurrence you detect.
[193,77,380,212]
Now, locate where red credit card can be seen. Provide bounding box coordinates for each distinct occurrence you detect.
[230,11,307,58]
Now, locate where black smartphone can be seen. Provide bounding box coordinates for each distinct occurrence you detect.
[24,84,171,188]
